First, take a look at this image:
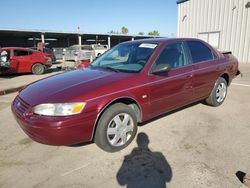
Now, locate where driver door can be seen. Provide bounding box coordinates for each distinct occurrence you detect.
[147,42,194,117]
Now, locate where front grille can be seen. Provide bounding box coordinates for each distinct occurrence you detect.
[14,96,30,116]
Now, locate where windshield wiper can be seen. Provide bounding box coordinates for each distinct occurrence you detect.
[102,66,120,72]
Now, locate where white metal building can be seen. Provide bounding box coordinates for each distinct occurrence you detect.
[177,0,250,63]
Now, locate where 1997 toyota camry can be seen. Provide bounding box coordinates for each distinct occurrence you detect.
[12,38,240,152]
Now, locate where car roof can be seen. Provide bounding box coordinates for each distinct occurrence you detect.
[122,37,205,45]
[68,45,91,47]
[1,47,36,51]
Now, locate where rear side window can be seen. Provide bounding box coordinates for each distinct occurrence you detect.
[187,41,214,64]
[68,46,78,50]
[14,50,29,56]
[82,46,93,50]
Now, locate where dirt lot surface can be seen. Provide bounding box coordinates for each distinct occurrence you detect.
[0,64,249,188]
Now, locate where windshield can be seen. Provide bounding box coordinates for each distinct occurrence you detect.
[91,42,158,73]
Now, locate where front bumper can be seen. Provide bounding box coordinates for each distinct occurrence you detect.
[12,97,97,146]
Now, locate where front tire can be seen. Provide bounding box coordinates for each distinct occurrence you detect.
[94,103,137,152]
[205,77,227,106]
[32,63,45,75]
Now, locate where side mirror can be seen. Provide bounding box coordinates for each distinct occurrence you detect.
[151,64,171,74]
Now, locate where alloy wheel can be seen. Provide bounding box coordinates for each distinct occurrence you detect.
[216,82,227,103]
[106,113,134,147]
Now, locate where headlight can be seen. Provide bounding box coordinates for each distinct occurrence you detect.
[33,103,86,116]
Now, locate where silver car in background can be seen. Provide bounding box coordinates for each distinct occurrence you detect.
[53,48,64,60]
[64,45,96,61]
[91,44,108,57]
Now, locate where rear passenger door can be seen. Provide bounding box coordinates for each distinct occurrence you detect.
[186,41,219,101]
[148,42,194,117]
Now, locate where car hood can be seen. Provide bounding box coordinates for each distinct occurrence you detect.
[19,68,135,106]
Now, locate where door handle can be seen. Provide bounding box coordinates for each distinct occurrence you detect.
[186,74,193,78]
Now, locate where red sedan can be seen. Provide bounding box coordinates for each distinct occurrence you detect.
[75,59,91,69]
[0,47,52,75]
[12,38,240,152]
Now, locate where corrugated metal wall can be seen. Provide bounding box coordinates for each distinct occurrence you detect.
[177,0,250,63]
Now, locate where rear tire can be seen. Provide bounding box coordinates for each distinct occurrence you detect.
[205,77,227,107]
[94,103,137,152]
[32,63,45,75]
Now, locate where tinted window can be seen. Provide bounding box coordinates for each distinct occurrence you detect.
[14,50,29,56]
[187,41,214,63]
[82,46,93,50]
[155,42,188,69]
[93,45,108,50]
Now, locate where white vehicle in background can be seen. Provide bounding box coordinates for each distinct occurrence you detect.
[64,45,96,61]
[91,44,108,57]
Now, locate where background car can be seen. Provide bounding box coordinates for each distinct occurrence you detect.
[0,47,52,75]
[91,44,108,57]
[75,59,91,69]
[53,48,64,60]
[64,45,96,61]
[43,47,56,63]
[31,43,56,63]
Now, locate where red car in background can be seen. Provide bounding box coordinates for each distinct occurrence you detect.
[32,42,56,62]
[44,47,56,62]
[0,47,52,75]
[75,59,91,69]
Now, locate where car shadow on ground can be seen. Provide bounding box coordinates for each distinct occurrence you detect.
[139,101,202,127]
[45,67,63,74]
[116,132,172,188]
[52,61,63,65]
[68,141,94,147]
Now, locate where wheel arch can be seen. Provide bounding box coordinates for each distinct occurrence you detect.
[91,96,142,140]
[220,73,230,86]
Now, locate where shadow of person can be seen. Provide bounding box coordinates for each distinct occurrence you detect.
[116,132,172,188]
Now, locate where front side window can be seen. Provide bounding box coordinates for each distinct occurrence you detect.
[187,41,214,64]
[91,42,157,73]
[154,42,188,69]
[14,50,29,56]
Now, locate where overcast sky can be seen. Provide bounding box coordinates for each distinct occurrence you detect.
[1,0,178,36]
